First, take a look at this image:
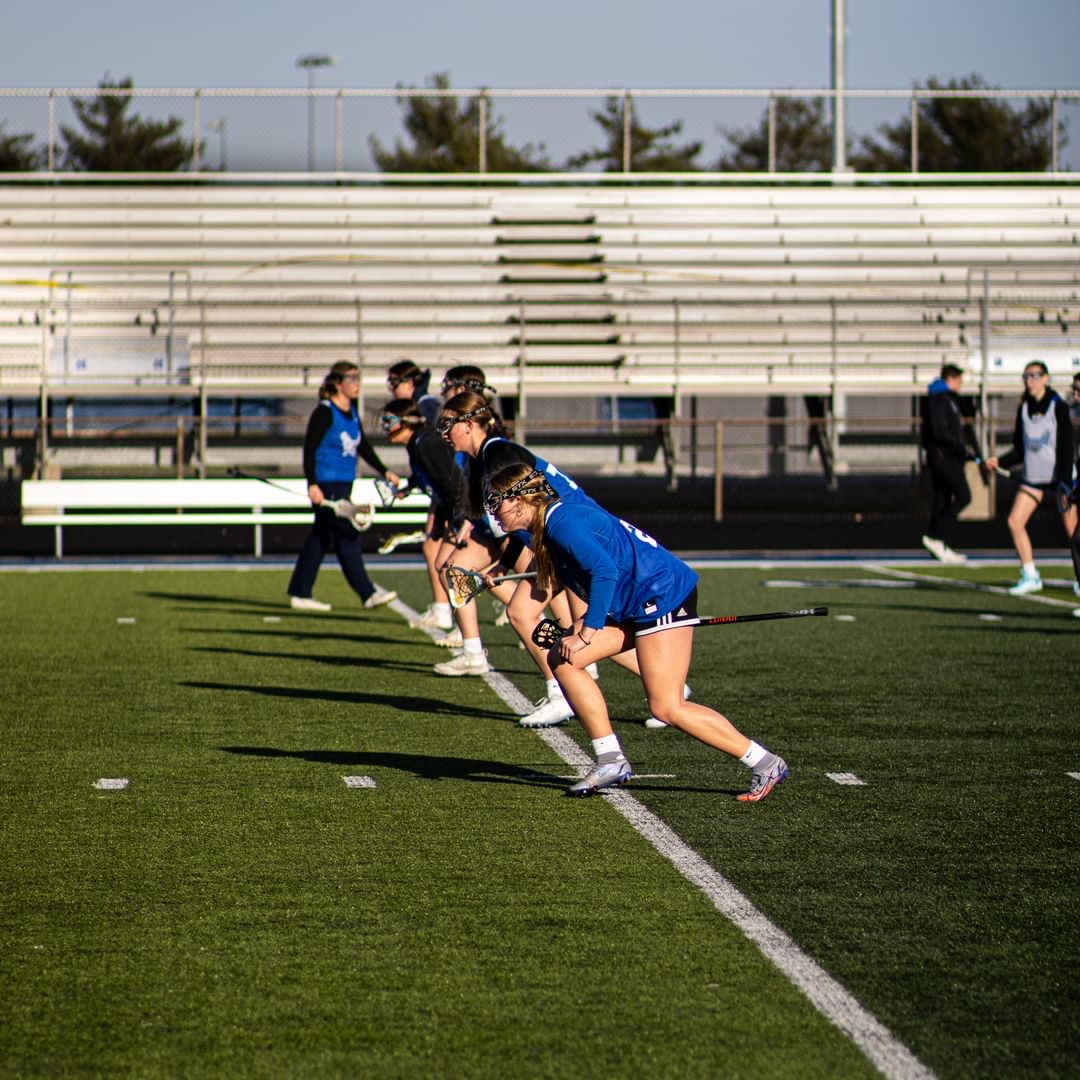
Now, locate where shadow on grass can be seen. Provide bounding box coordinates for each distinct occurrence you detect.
[220,744,566,789]
[188,645,436,674]
[183,679,513,722]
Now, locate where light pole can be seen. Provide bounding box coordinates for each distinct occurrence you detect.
[208,118,227,171]
[296,53,337,172]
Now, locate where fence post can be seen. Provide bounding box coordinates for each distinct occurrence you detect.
[622,91,633,173]
[910,95,919,173]
[478,93,488,174]
[516,302,527,443]
[713,421,723,521]
[192,90,202,172]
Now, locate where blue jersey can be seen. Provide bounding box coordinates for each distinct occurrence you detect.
[543,500,698,632]
[313,400,362,484]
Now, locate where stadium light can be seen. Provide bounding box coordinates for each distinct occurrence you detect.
[296,54,337,172]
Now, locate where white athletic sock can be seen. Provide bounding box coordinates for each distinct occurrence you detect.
[592,734,622,759]
[463,637,484,655]
[739,741,768,768]
[1022,561,1038,577]
[546,678,563,698]
[433,602,452,623]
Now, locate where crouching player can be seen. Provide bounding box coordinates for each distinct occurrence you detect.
[483,462,789,800]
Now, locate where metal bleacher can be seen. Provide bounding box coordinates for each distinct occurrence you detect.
[0,178,1078,479]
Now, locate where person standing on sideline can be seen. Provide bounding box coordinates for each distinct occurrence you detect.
[287,361,400,612]
[1068,374,1080,616]
[920,364,980,563]
[483,462,788,800]
[986,361,1075,596]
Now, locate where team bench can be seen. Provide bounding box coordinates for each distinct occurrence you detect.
[20,478,430,559]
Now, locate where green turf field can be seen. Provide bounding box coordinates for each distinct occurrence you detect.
[0,564,1077,1078]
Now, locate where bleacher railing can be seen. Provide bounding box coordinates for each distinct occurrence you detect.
[1,85,1077,175]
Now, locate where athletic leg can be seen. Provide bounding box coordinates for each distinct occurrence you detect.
[1006,487,1042,565]
[287,507,333,598]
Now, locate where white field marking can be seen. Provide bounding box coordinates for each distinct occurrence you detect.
[94,778,129,790]
[116,616,136,624]
[474,665,934,1080]
[869,564,1079,612]
[834,614,857,622]
[263,615,282,623]
[343,775,377,788]
[978,613,1003,622]
[762,578,917,590]
[1067,773,1080,783]
[827,772,868,786]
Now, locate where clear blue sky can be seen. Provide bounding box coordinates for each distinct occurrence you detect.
[3,0,1078,169]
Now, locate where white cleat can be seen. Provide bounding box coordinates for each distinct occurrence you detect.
[519,694,574,729]
[364,586,398,609]
[290,595,332,612]
[433,650,490,677]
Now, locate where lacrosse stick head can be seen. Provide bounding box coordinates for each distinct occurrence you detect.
[445,565,484,609]
[331,499,373,532]
[373,477,407,507]
[531,619,569,649]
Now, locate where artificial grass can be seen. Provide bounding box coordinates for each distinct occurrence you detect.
[0,568,875,1079]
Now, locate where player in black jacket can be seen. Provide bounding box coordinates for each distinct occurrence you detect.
[920,364,981,563]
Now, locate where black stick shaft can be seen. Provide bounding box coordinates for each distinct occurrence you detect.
[696,606,828,627]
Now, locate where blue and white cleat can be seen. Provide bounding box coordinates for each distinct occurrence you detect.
[566,757,632,797]
[1008,571,1042,597]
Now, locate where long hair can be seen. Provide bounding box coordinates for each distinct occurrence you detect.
[440,390,505,440]
[319,360,358,401]
[485,462,558,592]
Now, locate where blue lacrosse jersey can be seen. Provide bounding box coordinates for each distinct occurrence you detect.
[543,500,698,631]
[314,400,362,484]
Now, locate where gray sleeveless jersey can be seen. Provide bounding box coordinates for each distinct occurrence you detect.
[1021,400,1059,484]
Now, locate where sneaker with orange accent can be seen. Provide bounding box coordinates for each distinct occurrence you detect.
[736,756,789,803]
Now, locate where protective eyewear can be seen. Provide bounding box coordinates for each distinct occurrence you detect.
[483,470,549,515]
[386,374,409,389]
[1022,371,1046,381]
[441,378,495,397]
[435,409,485,438]
[380,413,404,434]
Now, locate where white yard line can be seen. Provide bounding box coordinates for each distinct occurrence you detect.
[483,662,934,1080]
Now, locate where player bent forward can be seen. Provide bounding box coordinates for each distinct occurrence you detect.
[484,463,789,801]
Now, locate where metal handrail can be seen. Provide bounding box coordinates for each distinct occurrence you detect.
[1,84,1077,176]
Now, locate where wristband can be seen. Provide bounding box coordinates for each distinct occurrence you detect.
[578,631,593,646]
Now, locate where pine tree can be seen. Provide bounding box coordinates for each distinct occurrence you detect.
[61,77,198,171]
[371,73,550,172]
[0,123,44,170]
[714,98,833,172]
[566,96,702,172]
[850,75,1066,172]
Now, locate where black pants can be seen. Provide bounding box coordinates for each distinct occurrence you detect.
[287,481,375,602]
[926,449,970,543]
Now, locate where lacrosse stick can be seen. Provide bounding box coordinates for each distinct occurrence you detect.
[378,529,427,554]
[373,476,410,507]
[227,468,373,532]
[531,606,829,648]
[445,565,537,609]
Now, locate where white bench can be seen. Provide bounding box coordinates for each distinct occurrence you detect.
[21,477,430,559]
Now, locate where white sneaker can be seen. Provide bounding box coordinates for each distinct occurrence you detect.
[436,628,464,649]
[433,650,490,676]
[519,694,574,729]
[290,595,332,612]
[645,683,692,729]
[410,606,453,631]
[491,599,510,627]
[1073,582,1080,598]
[1072,608,1080,619]
[921,535,947,562]
[1008,572,1042,597]
[364,586,398,609]
[940,545,968,565]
